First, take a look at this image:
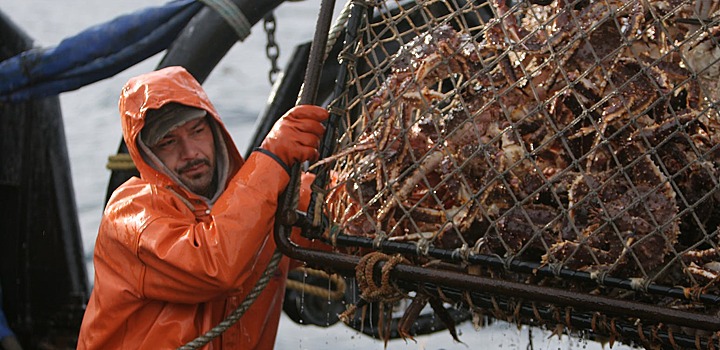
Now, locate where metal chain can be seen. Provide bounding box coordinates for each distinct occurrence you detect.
[264,13,281,85]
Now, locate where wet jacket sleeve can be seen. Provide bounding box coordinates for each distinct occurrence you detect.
[128,151,289,303]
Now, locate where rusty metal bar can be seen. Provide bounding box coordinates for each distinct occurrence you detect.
[279,0,336,227]
[307,0,368,228]
[276,223,720,332]
[333,234,720,305]
[388,258,720,332]
[297,0,336,105]
[275,223,358,273]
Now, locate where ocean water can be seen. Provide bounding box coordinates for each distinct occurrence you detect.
[0,1,634,348]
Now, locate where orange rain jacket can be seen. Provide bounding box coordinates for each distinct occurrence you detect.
[78,66,320,349]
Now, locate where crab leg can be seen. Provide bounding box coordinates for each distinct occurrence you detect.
[397,293,429,341]
[376,150,445,223]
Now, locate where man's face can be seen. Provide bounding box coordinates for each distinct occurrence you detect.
[149,117,216,197]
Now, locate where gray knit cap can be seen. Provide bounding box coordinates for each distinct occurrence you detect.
[141,103,207,147]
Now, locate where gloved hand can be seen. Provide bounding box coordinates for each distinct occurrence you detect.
[259,105,328,171]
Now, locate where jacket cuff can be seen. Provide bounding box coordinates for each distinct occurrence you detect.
[254,148,290,175]
[233,150,291,194]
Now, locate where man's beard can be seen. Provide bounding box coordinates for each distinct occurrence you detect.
[177,158,216,197]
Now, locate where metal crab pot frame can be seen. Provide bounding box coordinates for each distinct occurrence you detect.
[277,223,720,348]
[277,0,720,347]
[331,233,720,306]
[277,221,720,344]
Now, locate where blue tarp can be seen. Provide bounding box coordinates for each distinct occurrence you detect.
[0,0,204,102]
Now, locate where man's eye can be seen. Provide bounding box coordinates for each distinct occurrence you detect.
[157,139,175,148]
[193,126,206,135]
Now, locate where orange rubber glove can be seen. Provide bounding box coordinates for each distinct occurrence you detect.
[259,105,328,172]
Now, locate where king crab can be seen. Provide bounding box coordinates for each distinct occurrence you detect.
[321,0,720,342]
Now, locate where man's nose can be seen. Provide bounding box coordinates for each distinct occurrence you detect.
[178,138,199,159]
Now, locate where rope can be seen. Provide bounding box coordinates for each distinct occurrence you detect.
[195,0,252,41]
[106,153,136,171]
[177,250,283,350]
[285,267,347,301]
[339,252,409,323]
[360,252,408,302]
[324,0,353,58]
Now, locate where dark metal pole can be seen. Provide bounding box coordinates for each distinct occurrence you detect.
[297,0,337,106]
[277,0,336,227]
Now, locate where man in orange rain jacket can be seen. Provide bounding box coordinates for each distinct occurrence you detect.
[77,66,329,349]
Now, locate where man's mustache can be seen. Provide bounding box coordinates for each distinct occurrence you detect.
[177,158,211,174]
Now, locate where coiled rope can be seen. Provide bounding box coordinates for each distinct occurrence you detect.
[339,252,409,323]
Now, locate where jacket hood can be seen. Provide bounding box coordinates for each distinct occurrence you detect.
[119,66,243,201]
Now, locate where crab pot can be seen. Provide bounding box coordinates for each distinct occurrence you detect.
[298,0,720,347]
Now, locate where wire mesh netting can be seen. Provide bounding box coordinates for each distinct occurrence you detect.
[312,0,720,346]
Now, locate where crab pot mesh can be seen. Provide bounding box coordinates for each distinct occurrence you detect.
[315,0,720,346]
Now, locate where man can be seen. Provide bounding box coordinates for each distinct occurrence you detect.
[77,66,328,349]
